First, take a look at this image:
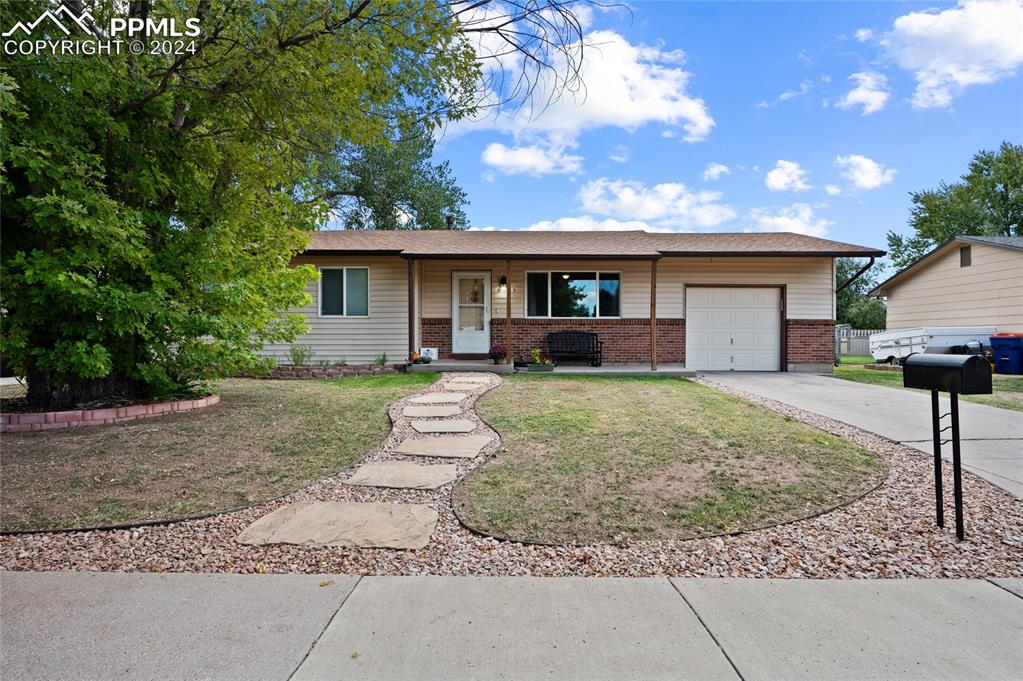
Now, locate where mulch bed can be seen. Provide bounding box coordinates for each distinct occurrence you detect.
[1,373,1020,578]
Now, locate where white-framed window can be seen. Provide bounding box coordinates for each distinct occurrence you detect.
[525,271,622,318]
[319,267,369,317]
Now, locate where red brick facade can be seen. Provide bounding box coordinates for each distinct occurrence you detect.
[420,317,452,359]
[421,317,684,363]
[786,319,836,365]
[420,316,834,368]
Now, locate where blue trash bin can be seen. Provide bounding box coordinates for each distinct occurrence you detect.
[989,334,1023,375]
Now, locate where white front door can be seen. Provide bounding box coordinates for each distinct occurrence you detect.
[452,272,491,354]
[686,287,782,371]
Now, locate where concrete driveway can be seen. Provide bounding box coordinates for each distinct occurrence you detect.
[705,372,1023,498]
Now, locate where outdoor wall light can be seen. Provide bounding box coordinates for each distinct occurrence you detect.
[498,276,508,293]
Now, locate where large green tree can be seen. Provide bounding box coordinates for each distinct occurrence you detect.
[320,123,469,230]
[2,0,587,407]
[887,141,1022,269]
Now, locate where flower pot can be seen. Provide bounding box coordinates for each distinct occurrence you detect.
[526,363,554,372]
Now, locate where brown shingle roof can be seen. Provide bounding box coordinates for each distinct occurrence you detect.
[304,230,884,258]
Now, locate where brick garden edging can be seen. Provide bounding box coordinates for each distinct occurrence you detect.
[260,364,404,380]
[1,394,220,433]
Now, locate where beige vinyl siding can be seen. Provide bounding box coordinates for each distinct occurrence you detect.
[420,259,656,318]
[261,255,408,363]
[885,243,1023,332]
[657,256,834,320]
[420,256,834,320]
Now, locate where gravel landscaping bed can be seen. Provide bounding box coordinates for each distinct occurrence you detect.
[2,373,1020,578]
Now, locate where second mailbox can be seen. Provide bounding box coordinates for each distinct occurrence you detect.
[903,353,992,394]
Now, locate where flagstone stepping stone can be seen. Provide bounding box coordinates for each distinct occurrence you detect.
[345,462,458,490]
[402,405,461,418]
[443,382,488,390]
[411,419,475,434]
[408,392,467,404]
[235,501,437,550]
[447,377,489,384]
[394,435,491,458]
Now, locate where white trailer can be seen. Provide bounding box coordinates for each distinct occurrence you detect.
[869,327,998,365]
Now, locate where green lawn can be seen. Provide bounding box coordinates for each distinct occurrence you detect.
[0,375,435,531]
[453,375,885,544]
[838,355,874,365]
[832,366,1023,412]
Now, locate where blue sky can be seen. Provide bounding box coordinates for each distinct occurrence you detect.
[436,1,1023,270]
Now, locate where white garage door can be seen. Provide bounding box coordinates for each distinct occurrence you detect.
[686,288,781,371]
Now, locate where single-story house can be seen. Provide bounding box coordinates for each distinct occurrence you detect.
[262,230,885,372]
[870,235,1023,333]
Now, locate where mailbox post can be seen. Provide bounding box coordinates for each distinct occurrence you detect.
[903,353,992,540]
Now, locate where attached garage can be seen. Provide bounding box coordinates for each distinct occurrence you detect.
[685,287,782,371]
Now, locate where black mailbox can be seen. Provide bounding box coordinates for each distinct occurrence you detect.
[903,353,992,394]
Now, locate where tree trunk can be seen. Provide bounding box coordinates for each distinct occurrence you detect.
[25,363,147,409]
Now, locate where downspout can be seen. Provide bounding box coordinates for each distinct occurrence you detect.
[836,256,876,294]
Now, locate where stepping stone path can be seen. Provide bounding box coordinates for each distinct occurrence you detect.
[235,501,438,550]
[402,405,461,418]
[394,434,491,459]
[346,462,458,490]
[236,373,495,551]
[409,392,467,404]
[412,419,476,434]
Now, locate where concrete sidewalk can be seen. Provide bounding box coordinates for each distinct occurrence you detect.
[2,573,1021,680]
[704,372,1023,498]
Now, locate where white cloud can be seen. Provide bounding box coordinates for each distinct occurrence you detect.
[749,203,833,237]
[481,142,583,176]
[702,162,730,181]
[835,72,891,115]
[522,216,652,231]
[825,184,842,196]
[608,145,630,163]
[855,28,873,42]
[835,154,897,190]
[881,0,1023,108]
[578,177,737,229]
[765,160,812,192]
[453,29,714,147]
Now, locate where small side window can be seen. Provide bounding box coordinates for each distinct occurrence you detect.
[960,245,972,267]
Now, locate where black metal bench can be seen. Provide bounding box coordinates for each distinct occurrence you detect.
[547,331,603,367]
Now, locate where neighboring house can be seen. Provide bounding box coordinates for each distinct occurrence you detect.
[870,236,1023,333]
[262,230,885,372]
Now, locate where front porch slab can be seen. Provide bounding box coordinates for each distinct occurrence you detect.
[411,419,476,434]
[394,435,491,458]
[408,392,467,404]
[235,501,438,550]
[346,462,458,490]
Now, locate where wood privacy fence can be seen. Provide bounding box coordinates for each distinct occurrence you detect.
[835,324,885,357]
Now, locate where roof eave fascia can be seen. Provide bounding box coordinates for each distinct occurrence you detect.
[656,250,886,258]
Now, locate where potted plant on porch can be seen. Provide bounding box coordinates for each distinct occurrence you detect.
[489,344,508,365]
[526,347,555,372]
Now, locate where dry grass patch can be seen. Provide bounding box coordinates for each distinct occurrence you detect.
[454,375,885,544]
[0,375,435,531]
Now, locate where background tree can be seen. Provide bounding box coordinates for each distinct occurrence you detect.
[318,124,469,230]
[2,0,589,407]
[844,298,887,330]
[887,142,1022,269]
[836,257,885,328]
